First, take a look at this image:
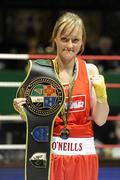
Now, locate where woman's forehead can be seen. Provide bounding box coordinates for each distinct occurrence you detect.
[58,24,82,38]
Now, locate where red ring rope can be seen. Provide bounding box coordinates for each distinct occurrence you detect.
[28,55,120,89]
[106,83,120,88]
[28,54,120,60]
[107,116,120,121]
[88,116,120,121]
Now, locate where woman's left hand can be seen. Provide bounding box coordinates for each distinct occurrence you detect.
[91,75,107,103]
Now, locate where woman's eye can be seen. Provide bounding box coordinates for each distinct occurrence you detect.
[72,39,79,43]
[61,37,67,42]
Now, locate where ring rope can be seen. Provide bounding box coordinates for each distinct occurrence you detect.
[0,115,120,121]
[28,54,120,60]
[0,144,120,150]
[0,144,25,150]
[0,82,120,88]
[96,144,120,149]
[0,82,21,87]
[107,116,120,121]
[0,54,28,60]
[106,83,120,88]
[89,115,120,121]
[0,53,120,60]
[0,115,21,121]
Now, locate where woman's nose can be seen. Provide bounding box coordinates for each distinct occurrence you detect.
[67,40,73,48]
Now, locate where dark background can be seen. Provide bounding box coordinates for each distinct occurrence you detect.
[0,0,120,54]
[1,0,120,9]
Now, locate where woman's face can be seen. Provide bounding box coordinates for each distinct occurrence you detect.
[54,25,83,63]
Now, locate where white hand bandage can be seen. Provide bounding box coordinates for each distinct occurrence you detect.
[91,75,107,103]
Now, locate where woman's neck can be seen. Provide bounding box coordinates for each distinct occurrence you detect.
[53,56,77,84]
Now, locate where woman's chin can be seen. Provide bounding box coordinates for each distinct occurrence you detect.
[61,53,75,61]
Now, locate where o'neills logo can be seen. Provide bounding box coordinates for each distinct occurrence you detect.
[52,141,83,152]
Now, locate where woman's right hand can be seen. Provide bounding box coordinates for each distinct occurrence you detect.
[13,98,26,113]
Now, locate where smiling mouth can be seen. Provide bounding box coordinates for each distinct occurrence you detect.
[63,48,74,52]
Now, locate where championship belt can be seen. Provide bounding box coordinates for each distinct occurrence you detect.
[16,59,65,180]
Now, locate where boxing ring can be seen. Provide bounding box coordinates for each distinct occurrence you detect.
[0,53,120,180]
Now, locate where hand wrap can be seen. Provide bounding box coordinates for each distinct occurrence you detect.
[91,75,107,103]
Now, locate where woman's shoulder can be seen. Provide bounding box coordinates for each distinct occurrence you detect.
[86,63,99,76]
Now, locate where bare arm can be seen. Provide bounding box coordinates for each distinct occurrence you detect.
[87,63,109,126]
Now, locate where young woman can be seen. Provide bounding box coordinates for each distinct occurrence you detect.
[13,12,109,180]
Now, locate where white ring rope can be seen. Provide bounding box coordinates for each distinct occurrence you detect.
[0,115,120,121]
[0,53,28,60]
[0,82,21,87]
[0,115,22,121]
[0,144,120,150]
[0,144,25,150]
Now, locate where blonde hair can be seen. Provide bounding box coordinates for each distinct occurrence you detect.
[51,12,86,54]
